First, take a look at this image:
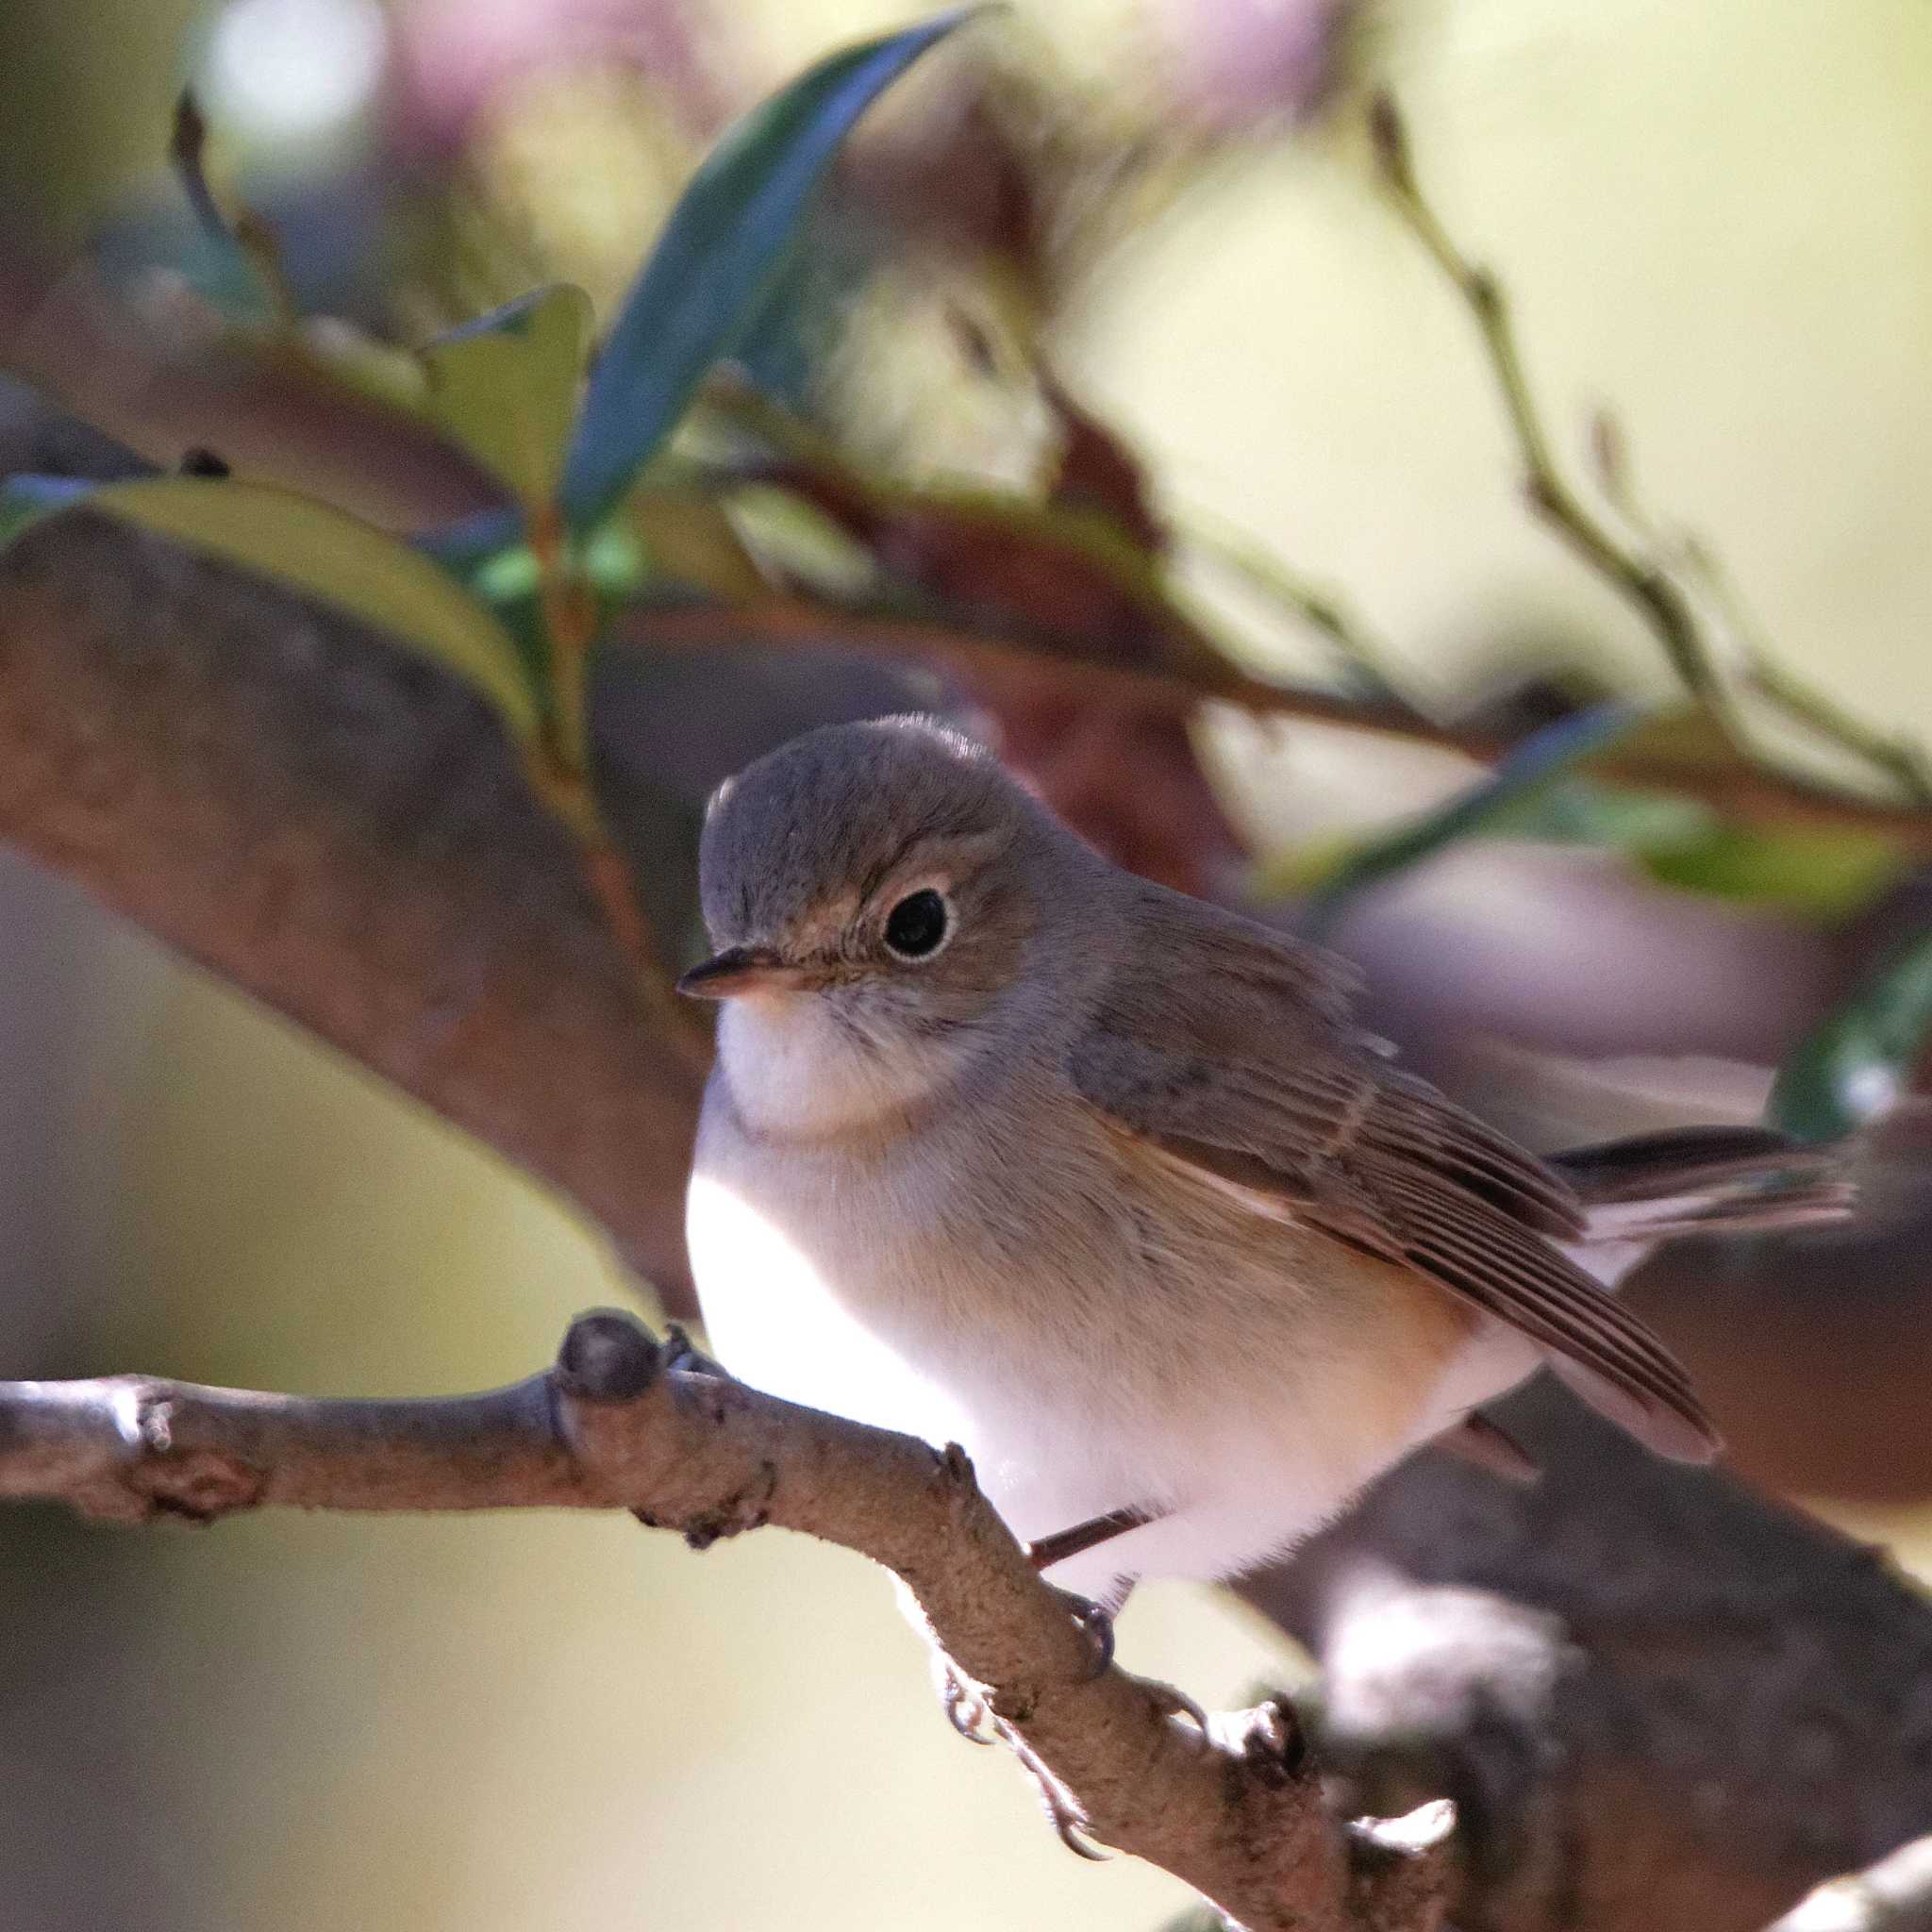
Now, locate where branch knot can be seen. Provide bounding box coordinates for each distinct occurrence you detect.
[556,1307,662,1401]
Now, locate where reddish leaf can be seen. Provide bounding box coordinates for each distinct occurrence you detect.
[1039,373,1167,555]
[956,658,1244,896]
[758,456,1227,683]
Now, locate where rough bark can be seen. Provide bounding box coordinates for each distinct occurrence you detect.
[0,1308,1451,1932]
[1248,1378,1932,1932]
[0,511,704,1296]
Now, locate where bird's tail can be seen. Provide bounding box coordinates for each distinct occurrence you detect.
[1552,1125,1855,1243]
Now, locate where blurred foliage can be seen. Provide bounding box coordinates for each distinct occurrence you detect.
[8,0,1931,1135]
[421,283,592,509]
[4,8,1932,1926]
[1773,934,1932,1142]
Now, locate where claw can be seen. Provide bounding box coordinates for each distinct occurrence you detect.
[1049,1586,1117,1678]
[1050,1804,1110,1861]
[1147,1678,1211,1738]
[940,1664,998,1746]
[1007,1730,1110,1860]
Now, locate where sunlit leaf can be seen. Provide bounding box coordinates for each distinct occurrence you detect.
[1257,702,1641,919]
[1,476,540,742]
[1637,821,1906,920]
[1495,777,1904,919]
[1771,932,1932,1141]
[631,487,771,599]
[559,8,976,531]
[423,285,593,509]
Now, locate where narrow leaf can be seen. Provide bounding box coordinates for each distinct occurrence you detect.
[1770,932,1932,1142]
[1637,821,1905,921]
[1485,778,1905,920]
[1260,702,1641,921]
[1,476,540,742]
[423,285,593,508]
[559,8,975,530]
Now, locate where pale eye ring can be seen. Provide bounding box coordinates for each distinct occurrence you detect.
[883,888,951,961]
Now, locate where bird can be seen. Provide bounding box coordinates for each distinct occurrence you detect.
[679,714,1848,1608]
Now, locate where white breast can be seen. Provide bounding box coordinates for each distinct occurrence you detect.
[685,1157,980,1450]
[686,1002,1559,1598]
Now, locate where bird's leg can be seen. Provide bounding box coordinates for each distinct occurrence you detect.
[1024,1503,1158,1572]
[1025,1504,1161,1680]
[1047,1585,1126,1678]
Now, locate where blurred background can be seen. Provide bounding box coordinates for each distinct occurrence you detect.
[2,1,1930,1927]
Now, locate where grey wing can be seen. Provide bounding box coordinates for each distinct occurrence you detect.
[1066,880,1720,1463]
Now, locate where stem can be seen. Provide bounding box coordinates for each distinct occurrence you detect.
[1590,410,1932,806]
[530,505,712,1073]
[1367,96,1728,715]
[169,92,299,331]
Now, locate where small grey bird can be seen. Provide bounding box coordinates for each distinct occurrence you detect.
[681,715,1845,1603]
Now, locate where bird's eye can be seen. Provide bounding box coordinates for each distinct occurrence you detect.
[883,888,950,960]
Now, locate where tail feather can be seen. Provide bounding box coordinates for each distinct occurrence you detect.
[1551,1126,1855,1244]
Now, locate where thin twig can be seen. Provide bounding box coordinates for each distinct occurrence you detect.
[1589,413,1932,805]
[1745,648,1932,805]
[527,505,713,1074]
[1178,504,1395,696]
[1367,96,1729,716]
[0,1308,1452,1932]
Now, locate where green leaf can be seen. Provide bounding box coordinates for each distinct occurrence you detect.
[1484,776,1715,852]
[1770,932,1932,1141]
[1637,820,1906,920]
[1490,778,1904,920]
[558,8,975,531]
[1,476,540,742]
[1258,703,1641,922]
[423,285,593,509]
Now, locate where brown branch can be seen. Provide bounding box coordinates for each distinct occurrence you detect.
[0,510,705,1300]
[619,598,1932,853]
[0,1307,1453,1932]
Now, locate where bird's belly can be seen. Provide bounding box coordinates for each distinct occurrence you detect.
[687,1114,1137,1484]
[687,1103,1495,1591]
[686,1156,983,1450]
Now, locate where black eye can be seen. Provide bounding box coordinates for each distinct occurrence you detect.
[883,889,949,960]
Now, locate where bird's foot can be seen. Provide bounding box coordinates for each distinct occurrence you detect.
[934,1656,998,1746]
[1007,1730,1109,1860]
[1048,1585,1119,1680]
[1143,1675,1211,1740]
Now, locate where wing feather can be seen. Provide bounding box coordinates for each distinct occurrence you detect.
[1068,881,1720,1462]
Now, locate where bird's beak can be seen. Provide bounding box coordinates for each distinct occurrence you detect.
[676,945,811,1000]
